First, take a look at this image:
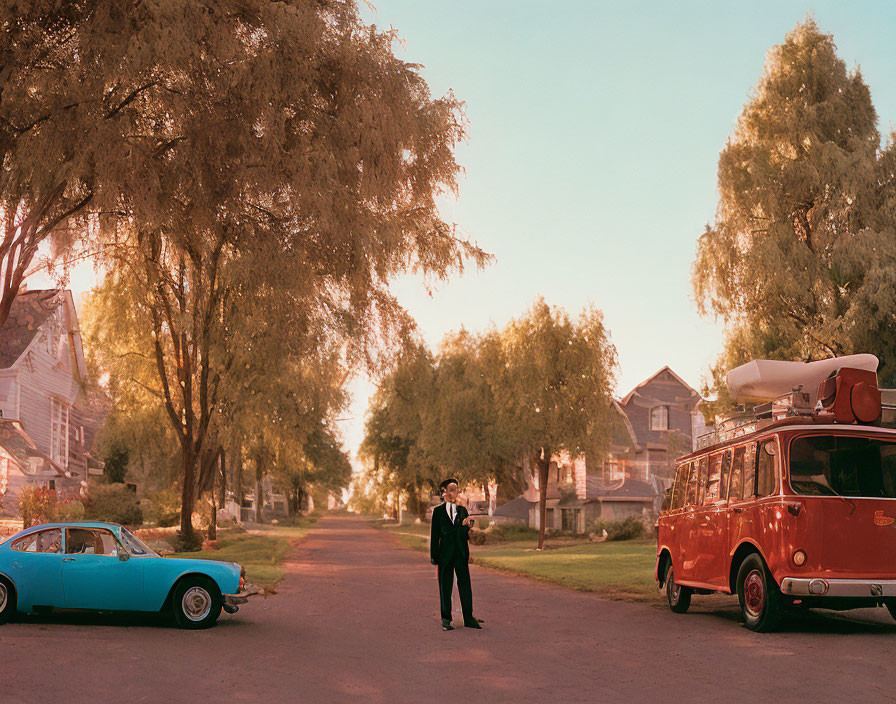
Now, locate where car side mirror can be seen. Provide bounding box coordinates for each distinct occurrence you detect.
[118,550,130,562]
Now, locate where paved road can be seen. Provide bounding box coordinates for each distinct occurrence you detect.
[4,514,896,703]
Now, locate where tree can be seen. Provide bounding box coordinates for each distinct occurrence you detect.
[360,343,440,520]
[497,299,617,549]
[69,0,485,540]
[0,3,103,326]
[693,19,896,405]
[420,329,524,505]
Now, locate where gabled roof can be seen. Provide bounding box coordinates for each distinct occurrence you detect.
[620,366,700,407]
[584,477,656,501]
[610,400,641,452]
[0,290,63,369]
[492,496,532,519]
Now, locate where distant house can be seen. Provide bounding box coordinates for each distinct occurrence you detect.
[0,290,95,515]
[528,366,704,533]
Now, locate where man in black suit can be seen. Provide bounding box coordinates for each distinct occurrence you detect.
[430,478,482,631]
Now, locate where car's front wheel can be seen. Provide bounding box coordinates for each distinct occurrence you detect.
[665,562,691,614]
[736,554,783,632]
[172,578,222,629]
[0,577,16,624]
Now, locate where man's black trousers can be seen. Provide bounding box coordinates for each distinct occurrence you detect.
[438,556,473,623]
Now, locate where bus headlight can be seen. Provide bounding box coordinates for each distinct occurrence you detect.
[792,550,807,566]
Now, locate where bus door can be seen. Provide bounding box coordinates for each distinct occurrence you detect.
[728,442,758,560]
[693,450,732,589]
[680,457,706,581]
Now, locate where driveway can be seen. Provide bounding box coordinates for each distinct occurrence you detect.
[4,514,895,703]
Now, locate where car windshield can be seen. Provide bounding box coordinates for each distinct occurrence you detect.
[118,527,158,557]
[789,435,896,498]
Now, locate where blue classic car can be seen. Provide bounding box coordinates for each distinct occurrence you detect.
[0,521,251,628]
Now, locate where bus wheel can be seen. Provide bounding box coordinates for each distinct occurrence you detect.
[736,554,783,632]
[665,563,691,614]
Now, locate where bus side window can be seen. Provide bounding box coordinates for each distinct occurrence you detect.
[671,464,688,510]
[686,461,698,506]
[720,450,733,502]
[705,453,722,504]
[757,440,778,497]
[742,443,757,499]
[729,446,745,501]
[696,457,709,506]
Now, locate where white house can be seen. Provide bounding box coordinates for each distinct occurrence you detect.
[0,289,93,515]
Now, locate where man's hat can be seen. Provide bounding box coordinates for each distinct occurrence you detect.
[439,478,459,492]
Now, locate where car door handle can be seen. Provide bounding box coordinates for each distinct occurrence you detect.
[732,507,743,514]
[63,558,75,562]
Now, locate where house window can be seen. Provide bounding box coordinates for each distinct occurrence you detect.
[50,398,69,468]
[603,460,624,481]
[650,405,669,431]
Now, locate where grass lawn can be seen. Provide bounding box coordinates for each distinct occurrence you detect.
[173,516,318,590]
[472,539,661,603]
[375,518,661,603]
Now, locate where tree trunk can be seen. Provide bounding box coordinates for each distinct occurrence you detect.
[218,449,226,508]
[254,452,264,524]
[537,446,551,550]
[297,486,305,514]
[208,469,217,541]
[180,444,197,540]
[234,439,243,509]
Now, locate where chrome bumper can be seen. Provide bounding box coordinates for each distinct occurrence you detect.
[222,589,258,613]
[781,577,896,598]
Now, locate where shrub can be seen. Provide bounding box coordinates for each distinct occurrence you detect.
[19,485,57,527]
[591,516,646,541]
[57,499,86,521]
[174,529,204,552]
[141,488,180,527]
[488,522,539,542]
[84,484,143,525]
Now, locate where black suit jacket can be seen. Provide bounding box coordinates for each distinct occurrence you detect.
[430,502,472,565]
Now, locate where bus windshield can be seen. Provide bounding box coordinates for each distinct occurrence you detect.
[789,435,896,498]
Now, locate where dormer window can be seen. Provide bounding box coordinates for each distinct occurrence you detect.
[650,405,669,431]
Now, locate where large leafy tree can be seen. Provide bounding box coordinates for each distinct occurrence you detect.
[497,299,617,549]
[420,329,524,506]
[70,0,484,540]
[693,19,896,408]
[360,343,440,520]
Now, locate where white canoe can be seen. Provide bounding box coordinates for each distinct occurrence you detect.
[727,354,879,404]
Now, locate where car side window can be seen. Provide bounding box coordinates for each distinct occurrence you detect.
[12,533,39,552]
[729,446,745,501]
[671,463,689,510]
[719,450,733,502]
[742,443,758,499]
[705,453,723,504]
[685,461,698,506]
[38,529,61,553]
[66,528,119,556]
[757,440,778,497]
[696,457,709,506]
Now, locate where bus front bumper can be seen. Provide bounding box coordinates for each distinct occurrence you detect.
[781,577,896,598]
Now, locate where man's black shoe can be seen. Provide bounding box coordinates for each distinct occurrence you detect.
[464,618,482,629]
[442,621,454,631]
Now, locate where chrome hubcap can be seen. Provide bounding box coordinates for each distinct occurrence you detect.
[744,570,766,618]
[0,582,6,612]
[182,586,212,622]
[669,579,680,602]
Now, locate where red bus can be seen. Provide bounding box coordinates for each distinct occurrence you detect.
[656,360,896,631]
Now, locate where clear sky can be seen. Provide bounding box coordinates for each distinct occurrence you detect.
[36,1,896,466]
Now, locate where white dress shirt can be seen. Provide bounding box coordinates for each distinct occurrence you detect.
[446,501,456,523]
